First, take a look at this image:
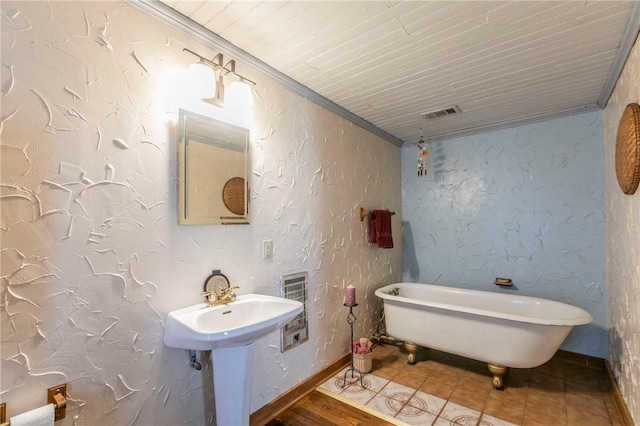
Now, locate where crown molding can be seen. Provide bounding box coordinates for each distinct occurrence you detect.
[598,0,640,108]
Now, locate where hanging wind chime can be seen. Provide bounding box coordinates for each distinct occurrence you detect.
[417,132,429,177]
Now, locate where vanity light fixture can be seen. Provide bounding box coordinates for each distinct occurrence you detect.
[226,80,253,124]
[188,60,216,99]
[184,48,256,108]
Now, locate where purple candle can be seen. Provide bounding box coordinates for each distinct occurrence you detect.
[345,284,356,307]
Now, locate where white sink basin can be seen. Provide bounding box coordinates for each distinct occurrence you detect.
[164,293,303,350]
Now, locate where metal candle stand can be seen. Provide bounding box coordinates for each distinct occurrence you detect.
[339,303,366,389]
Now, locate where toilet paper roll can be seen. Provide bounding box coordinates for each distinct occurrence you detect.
[9,403,54,426]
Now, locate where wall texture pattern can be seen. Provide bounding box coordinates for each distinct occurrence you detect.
[603,33,640,424]
[401,111,606,358]
[0,2,402,424]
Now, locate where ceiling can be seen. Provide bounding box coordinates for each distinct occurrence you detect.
[142,1,640,146]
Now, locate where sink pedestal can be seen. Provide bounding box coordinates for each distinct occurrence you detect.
[212,343,255,426]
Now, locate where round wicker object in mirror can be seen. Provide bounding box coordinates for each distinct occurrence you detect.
[222,177,246,215]
[615,103,640,195]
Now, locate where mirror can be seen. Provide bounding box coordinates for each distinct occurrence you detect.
[178,109,250,225]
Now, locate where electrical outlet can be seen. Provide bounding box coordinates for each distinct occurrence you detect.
[262,239,273,259]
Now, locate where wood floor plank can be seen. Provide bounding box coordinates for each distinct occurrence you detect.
[266,391,395,426]
[273,406,327,426]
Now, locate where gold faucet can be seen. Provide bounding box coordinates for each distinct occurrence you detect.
[202,290,218,307]
[202,286,240,306]
[216,286,239,305]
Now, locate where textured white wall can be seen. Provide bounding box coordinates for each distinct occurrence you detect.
[0,2,402,424]
[604,33,640,424]
[401,111,606,358]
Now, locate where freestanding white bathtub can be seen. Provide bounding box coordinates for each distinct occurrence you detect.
[375,282,592,389]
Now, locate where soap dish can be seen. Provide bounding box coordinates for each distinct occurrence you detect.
[494,278,513,287]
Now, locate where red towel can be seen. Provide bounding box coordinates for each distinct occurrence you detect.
[370,209,393,249]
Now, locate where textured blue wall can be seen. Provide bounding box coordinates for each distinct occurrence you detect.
[401,111,606,357]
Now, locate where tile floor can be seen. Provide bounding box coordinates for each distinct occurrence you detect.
[318,344,624,426]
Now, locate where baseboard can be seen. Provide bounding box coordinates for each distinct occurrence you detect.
[604,360,635,426]
[249,353,350,426]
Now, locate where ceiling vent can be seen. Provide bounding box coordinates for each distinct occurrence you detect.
[421,105,461,120]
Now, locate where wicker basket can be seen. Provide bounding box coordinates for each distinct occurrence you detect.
[353,352,373,373]
[615,103,640,195]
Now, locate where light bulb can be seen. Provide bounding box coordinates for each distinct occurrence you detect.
[188,62,216,99]
[226,81,253,126]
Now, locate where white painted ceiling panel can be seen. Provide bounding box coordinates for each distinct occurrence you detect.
[159,0,639,144]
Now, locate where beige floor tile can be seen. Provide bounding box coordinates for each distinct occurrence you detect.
[526,385,565,404]
[566,406,611,426]
[393,369,428,389]
[523,409,567,426]
[529,374,565,393]
[563,367,602,386]
[439,363,469,377]
[432,368,463,386]
[421,377,457,400]
[365,393,404,418]
[371,364,401,381]
[318,374,350,395]
[355,374,390,393]
[395,404,438,426]
[488,385,527,406]
[449,383,490,412]
[530,362,564,380]
[565,393,609,418]
[379,380,417,404]
[433,417,455,426]
[411,361,443,377]
[480,413,520,426]
[506,375,531,391]
[565,378,603,394]
[384,350,412,367]
[462,369,494,383]
[408,390,447,416]
[331,367,366,388]
[373,344,396,357]
[525,392,567,420]
[340,386,377,406]
[439,401,482,426]
[457,375,493,393]
[483,397,525,425]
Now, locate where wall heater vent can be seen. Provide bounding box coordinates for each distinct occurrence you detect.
[421,105,461,120]
[280,272,309,352]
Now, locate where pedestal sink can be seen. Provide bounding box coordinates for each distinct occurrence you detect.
[164,294,303,425]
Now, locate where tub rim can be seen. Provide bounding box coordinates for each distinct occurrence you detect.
[375,282,593,327]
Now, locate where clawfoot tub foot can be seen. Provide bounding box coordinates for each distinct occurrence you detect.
[487,364,507,391]
[404,342,419,365]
